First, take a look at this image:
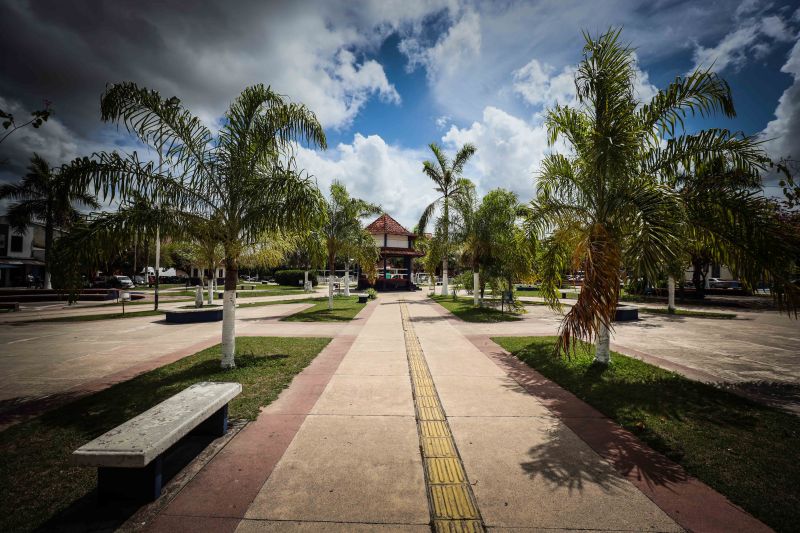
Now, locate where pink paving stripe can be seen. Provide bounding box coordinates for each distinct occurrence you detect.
[146,300,379,533]
[465,334,772,533]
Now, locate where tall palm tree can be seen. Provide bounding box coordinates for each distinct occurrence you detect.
[321,181,380,309]
[418,142,475,296]
[0,153,98,289]
[530,28,767,363]
[64,82,326,368]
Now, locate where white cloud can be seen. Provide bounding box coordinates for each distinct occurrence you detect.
[512,60,575,108]
[512,55,657,111]
[441,106,551,200]
[690,6,798,73]
[295,133,434,228]
[760,38,800,164]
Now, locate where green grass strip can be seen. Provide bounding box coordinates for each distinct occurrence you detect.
[0,336,330,532]
[640,307,736,319]
[492,336,800,533]
[281,295,366,322]
[430,294,523,322]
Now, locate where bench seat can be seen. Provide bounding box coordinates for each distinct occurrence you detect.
[73,381,241,501]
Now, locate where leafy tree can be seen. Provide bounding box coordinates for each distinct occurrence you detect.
[64,82,326,368]
[671,159,799,309]
[529,28,765,363]
[320,181,380,308]
[417,142,476,295]
[477,189,535,304]
[0,153,98,288]
[0,101,51,147]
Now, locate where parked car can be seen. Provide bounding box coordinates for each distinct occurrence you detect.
[111,275,135,289]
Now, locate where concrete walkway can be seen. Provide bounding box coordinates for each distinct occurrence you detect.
[145,291,768,532]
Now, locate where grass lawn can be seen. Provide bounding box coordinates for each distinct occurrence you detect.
[430,294,523,322]
[281,295,366,322]
[168,287,304,298]
[493,336,800,533]
[640,307,736,319]
[28,310,165,323]
[0,336,331,533]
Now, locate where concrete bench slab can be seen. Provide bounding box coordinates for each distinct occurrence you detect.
[357,294,369,303]
[73,382,241,501]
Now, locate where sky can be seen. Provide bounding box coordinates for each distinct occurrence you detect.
[1,0,799,228]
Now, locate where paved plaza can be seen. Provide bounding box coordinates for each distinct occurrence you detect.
[0,291,790,530]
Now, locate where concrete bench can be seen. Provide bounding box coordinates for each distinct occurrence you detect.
[0,302,20,312]
[73,381,242,502]
[166,307,223,323]
[614,305,639,321]
[357,293,369,304]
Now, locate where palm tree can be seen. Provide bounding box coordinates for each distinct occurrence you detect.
[0,153,98,289]
[321,181,380,309]
[64,82,326,368]
[530,28,767,363]
[418,142,476,296]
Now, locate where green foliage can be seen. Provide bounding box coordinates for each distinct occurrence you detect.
[430,294,522,322]
[274,269,318,287]
[366,288,378,299]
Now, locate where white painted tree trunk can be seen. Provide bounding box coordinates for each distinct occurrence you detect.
[304,270,309,292]
[44,272,52,290]
[442,258,449,296]
[595,321,611,364]
[473,271,480,307]
[328,278,334,310]
[344,261,351,297]
[668,275,676,313]
[220,289,236,369]
[195,285,203,308]
[207,278,213,305]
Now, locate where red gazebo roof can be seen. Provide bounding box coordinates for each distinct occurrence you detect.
[365,213,415,237]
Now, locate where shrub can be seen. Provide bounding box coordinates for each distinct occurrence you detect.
[274,269,318,287]
[366,288,378,299]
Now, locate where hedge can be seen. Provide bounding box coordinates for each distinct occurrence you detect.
[274,269,318,287]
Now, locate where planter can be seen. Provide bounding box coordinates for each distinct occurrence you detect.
[165,307,223,323]
[614,305,639,321]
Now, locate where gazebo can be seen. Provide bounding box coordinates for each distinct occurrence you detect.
[359,213,424,291]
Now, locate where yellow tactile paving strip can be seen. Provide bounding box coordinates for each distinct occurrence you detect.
[400,303,486,533]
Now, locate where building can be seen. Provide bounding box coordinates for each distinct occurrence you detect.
[360,213,424,291]
[0,216,47,287]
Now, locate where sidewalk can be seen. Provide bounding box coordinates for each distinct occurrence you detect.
[143,291,769,532]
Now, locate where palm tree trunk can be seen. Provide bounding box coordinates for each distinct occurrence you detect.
[195,285,203,308]
[304,269,310,292]
[595,320,611,364]
[344,260,350,297]
[667,275,676,313]
[221,259,238,369]
[442,257,449,296]
[473,270,480,307]
[43,219,53,290]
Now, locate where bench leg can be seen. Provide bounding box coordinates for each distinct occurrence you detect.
[97,456,163,503]
[191,404,228,437]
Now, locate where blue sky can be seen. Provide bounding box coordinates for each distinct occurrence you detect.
[1,0,799,227]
